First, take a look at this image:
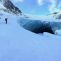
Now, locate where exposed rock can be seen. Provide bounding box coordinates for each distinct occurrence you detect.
[3,0,22,15]
[56,14,61,19]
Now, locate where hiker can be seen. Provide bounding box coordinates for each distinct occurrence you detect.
[5,18,8,24]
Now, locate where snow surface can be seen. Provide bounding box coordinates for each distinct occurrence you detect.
[0,12,61,61]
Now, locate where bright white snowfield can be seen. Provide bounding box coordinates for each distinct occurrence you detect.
[0,12,61,61]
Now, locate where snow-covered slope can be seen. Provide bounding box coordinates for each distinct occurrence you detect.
[0,1,61,61]
[0,11,61,61]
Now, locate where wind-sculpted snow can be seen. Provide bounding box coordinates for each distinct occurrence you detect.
[19,18,53,34]
[50,22,61,31]
[19,18,61,34]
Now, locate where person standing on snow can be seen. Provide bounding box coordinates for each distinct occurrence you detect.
[5,18,8,24]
